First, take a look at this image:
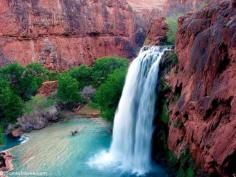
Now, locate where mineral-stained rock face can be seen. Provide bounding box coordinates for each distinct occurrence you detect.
[167,1,236,176]
[0,0,136,69]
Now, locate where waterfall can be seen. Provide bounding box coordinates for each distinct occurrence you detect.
[88,46,170,175]
[110,46,169,174]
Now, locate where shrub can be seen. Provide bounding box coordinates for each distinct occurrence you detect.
[69,65,93,90]
[160,102,169,124]
[57,73,82,106]
[96,67,127,121]
[0,78,23,123]
[92,57,129,88]
[80,86,96,103]
[23,95,56,114]
[166,15,180,44]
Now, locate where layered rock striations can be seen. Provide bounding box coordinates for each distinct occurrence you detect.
[166,1,236,176]
[0,0,136,69]
[0,0,214,70]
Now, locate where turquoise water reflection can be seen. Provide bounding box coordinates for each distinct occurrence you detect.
[6,118,168,177]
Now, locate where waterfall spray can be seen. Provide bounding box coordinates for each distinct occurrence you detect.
[88,46,170,175]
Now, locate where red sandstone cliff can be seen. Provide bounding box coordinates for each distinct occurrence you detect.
[167,1,236,176]
[0,0,137,69]
[0,0,213,70]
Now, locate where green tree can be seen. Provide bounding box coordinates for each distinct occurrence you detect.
[0,63,49,100]
[96,67,127,121]
[0,63,25,95]
[57,73,81,106]
[69,65,93,90]
[19,63,49,100]
[0,79,23,124]
[92,57,129,88]
[166,15,181,44]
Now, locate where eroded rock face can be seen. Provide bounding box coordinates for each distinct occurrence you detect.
[167,1,236,176]
[145,17,168,45]
[0,0,136,69]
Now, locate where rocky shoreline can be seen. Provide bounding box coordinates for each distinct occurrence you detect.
[0,151,13,176]
[0,108,101,176]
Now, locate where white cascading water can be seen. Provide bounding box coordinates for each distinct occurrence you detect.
[88,46,170,175]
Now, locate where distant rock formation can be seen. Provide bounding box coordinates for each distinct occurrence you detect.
[127,0,210,15]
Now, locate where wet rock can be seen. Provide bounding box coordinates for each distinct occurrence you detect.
[0,151,13,173]
[6,125,23,138]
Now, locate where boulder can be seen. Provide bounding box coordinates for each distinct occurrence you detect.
[37,81,58,97]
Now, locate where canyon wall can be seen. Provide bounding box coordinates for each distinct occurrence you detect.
[0,0,213,70]
[0,0,137,69]
[166,0,236,176]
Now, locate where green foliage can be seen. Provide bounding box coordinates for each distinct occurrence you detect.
[88,101,99,109]
[24,95,56,114]
[166,52,178,66]
[186,167,195,177]
[57,73,82,106]
[0,126,4,145]
[0,63,49,100]
[19,63,49,100]
[160,102,169,124]
[92,57,129,88]
[160,51,178,77]
[166,15,181,44]
[96,67,127,121]
[157,66,195,177]
[160,79,172,94]
[176,149,195,177]
[69,65,93,90]
[174,119,184,128]
[0,78,23,123]
[0,63,25,94]
[47,71,59,81]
